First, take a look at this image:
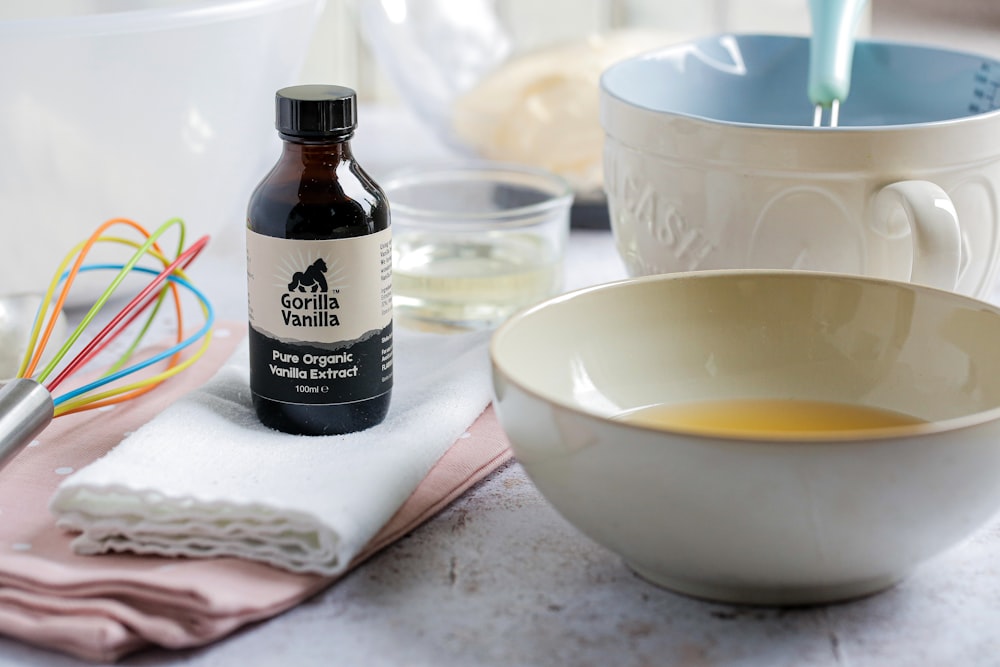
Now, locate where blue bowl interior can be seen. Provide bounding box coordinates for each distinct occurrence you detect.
[601,34,1000,127]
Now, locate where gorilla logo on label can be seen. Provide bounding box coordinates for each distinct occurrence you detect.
[287,258,328,293]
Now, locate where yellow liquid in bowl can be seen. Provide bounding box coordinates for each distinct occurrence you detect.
[616,399,926,437]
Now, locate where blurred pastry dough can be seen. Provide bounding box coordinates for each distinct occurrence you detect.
[452,29,678,197]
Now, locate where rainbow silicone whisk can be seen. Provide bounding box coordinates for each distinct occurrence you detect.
[0,217,215,469]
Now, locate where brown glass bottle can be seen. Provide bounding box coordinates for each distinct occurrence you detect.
[246,85,392,435]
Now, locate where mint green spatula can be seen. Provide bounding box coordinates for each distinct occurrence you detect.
[808,0,869,126]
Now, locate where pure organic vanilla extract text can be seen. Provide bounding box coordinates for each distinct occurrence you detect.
[246,85,392,435]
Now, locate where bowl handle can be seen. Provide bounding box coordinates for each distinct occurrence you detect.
[872,180,963,291]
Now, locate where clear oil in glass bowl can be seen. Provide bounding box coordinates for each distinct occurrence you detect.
[392,230,562,330]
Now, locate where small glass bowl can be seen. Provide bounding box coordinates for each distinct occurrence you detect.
[385,162,573,331]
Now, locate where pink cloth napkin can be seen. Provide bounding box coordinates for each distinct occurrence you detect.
[0,325,511,662]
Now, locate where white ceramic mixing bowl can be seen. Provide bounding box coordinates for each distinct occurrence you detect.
[600,34,1000,298]
[491,271,1000,605]
[0,0,321,298]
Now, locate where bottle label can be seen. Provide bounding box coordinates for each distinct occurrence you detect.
[246,228,393,406]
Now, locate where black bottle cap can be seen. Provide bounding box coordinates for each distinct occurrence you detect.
[275,84,357,138]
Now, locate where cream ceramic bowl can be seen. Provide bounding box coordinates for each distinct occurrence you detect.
[490,271,1000,605]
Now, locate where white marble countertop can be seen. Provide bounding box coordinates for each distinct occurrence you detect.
[3,18,1000,666]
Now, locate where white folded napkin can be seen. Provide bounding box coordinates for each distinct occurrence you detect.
[50,327,492,576]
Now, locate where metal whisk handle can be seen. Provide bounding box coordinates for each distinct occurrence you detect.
[0,379,54,470]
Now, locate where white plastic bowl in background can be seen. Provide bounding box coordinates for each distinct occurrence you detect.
[0,0,322,301]
[357,0,682,205]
